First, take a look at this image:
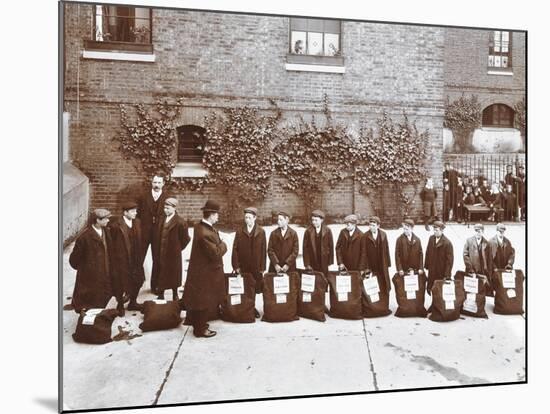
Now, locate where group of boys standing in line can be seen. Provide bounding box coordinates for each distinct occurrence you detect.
[69,173,517,338]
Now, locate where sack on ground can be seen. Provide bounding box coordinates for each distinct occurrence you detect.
[262,272,300,322]
[392,271,427,318]
[327,271,363,320]
[361,272,392,318]
[139,300,182,332]
[72,308,118,344]
[429,279,466,322]
[493,269,524,315]
[297,270,328,322]
[220,272,256,323]
[454,271,488,318]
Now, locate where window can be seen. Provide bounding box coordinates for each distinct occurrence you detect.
[482,104,515,127]
[94,5,152,44]
[177,125,206,163]
[290,18,341,56]
[488,31,512,69]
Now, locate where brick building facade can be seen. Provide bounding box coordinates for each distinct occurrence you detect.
[61,3,525,240]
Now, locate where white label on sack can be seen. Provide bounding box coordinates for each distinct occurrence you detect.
[302,292,312,303]
[445,300,455,310]
[404,274,419,292]
[153,299,167,304]
[301,274,316,293]
[363,276,380,296]
[230,294,241,306]
[507,289,517,298]
[84,308,103,316]
[406,290,416,300]
[228,276,245,295]
[273,275,290,294]
[502,272,516,289]
[464,276,479,294]
[463,298,478,313]
[369,293,380,303]
[336,275,352,293]
[276,294,287,304]
[337,292,348,302]
[82,314,98,325]
[442,282,456,301]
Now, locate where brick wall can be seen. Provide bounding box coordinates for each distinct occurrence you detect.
[63,4,448,227]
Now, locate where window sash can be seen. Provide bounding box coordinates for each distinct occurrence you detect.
[289,18,341,56]
[488,30,512,68]
[94,5,152,44]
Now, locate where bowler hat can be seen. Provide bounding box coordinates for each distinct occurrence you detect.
[165,197,178,208]
[201,200,221,212]
[311,209,325,219]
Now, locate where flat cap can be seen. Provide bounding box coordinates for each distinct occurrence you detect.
[244,207,258,216]
[201,200,220,212]
[164,197,178,208]
[473,223,484,230]
[496,223,507,231]
[122,200,138,211]
[402,218,415,227]
[311,209,325,219]
[344,214,358,224]
[369,216,381,225]
[93,208,111,219]
[432,220,445,229]
[277,211,290,218]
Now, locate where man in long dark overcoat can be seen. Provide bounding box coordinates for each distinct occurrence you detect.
[232,206,267,317]
[424,221,454,293]
[137,173,170,293]
[182,200,227,338]
[267,211,299,273]
[69,209,114,313]
[303,209,334,276]
[362,216,392,292]
[154,197,190,301]
[463,223,493,295]
[335,214,365,271]
[395,218,424,275]
[109,201,146,315]
[488,223,515,271]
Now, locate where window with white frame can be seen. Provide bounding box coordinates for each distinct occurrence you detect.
[488,30,512,69]
[290,18,341,57]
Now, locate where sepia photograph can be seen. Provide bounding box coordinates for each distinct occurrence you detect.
[59,0,526,411]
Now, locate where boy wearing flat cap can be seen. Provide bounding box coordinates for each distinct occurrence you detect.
[362,216,392,294]
[489,223,515,272]
[395,218,424,276]
[69,209,114,313]
[110,201,146,315]
[232,207,267,317]
[153,198,190,301]
[424,221,454,293]
[183,200,227,338]
[267,211,299,273]
[303,209,334,276]
[463,223,492,295]
[335,214,365,271]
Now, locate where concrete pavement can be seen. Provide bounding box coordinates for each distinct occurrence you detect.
[61,223,525,412]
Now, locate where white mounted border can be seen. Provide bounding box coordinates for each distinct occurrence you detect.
[285,63,345,74]
[82,50,156,62]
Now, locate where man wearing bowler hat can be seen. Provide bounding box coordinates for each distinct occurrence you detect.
[424,221,454,293]
[154,197,190,301]
[267,211,299,273]
[303,209,334,276]
[232,207,267,318]
[183,200,227,338]
[335,214,365,272]
[110,201,146,315]
[362,216,392,293]
[395,218,424,276]
[69,208,114,313]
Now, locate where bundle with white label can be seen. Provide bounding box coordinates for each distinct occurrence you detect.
[392,271,428,318]
[361,272,392,318]
[140,300,183,332]
[327,271,363,320]
[220,272,257,323]
[454,271,488,318]
[72,308,119,344]
[428,279,466,322]
[493,270,525,315]
[298,270,328,322]
[262,272,300,322]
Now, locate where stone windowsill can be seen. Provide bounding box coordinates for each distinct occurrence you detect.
[172,162,208,178]
[285,53,345,73]
[487,69,513,76]
[82,49,156,62]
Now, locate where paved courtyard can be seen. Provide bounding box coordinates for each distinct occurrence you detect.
[61,223,525,412]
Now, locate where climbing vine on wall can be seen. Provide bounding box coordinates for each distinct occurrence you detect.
[443,94,481,152]
[514,97,526,148]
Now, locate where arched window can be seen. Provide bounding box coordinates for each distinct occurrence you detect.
[176,125,205,163]
[482,104,515,128]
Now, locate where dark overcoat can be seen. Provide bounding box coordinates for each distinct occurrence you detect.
[395,233,424,273]
[488,235,515,269]
[137,190,170,247]
[424,234,454,291]
[109,218,145,297]
[463,236,492,275]
[183,221,227,310]
[69,227,113,312]
[267,227,299,272]
[335,228,365,271]
[154,214,190,291]
[303,225,334,275]
[363,229,392,291]
[231,224,267,274]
